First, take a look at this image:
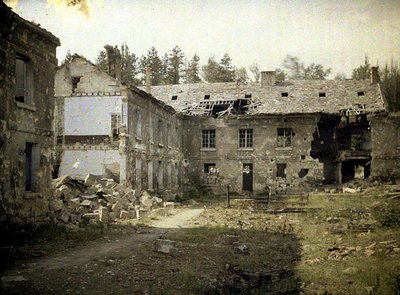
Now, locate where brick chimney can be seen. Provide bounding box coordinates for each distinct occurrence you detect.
[104,45,122,81]
[261,71,276,86]
[371,66,379,84]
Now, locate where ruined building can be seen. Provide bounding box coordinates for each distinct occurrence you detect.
[150,70,399,195]
[55,48,399,197]
[54,51,184,199]
[0,2,60,224]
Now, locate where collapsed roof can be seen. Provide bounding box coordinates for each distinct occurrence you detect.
[147,79,386,117]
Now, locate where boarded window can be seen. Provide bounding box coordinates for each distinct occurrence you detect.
[276,163,287,178]
[202,129,216,148]
[239,129,253,148]
[277,128,293,148]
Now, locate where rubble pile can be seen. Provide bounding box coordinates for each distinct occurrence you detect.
[48,174,163,228]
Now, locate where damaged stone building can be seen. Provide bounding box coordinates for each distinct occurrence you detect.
[54,50,184,199]
[0,2,60,223]
[150,69,399,195]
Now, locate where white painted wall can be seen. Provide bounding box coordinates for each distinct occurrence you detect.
[64,96,123,135]
[60,150,121,179]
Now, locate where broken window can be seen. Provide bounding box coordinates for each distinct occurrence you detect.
[204,163,216,173]
[135,109,142,139]
[15,54,30,103]
[281,92,289,97]
[277,128,293,148]
[204,94,210,100]
[357,91,365,96]
[298,168,309,178]
[25,142,39,191]
[239,129,253,148]
[276,163,287,178]
[171,95,178,100]
[111,113,121,140]
[202,129,216,148]
[319,92,326,98]
[71,76,81,93]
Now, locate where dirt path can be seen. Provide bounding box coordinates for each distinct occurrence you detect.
[1,207,204,294]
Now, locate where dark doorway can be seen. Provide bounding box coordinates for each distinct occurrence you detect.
[242,163,253,191]
[25,142,33,191]
[341,160,371,183]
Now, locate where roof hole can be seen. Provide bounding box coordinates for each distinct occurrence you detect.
[319,92,326,98]
[357,91,365,96]
[281,92,289,97]
[245,94,252,98]
[204,95,210,100]
[171,95,178,100]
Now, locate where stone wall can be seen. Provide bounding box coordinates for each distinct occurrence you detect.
[181,115,324,195]
[0,3,60,224]
[370,113,400,181]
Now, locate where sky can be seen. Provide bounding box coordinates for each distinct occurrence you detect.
[6,0,400,78]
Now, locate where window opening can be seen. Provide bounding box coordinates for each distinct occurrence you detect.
[239,129,253,148]
[15,54,28,102]
[202,129,216,148]
[277,128,293,148]
[276,163,287,178]
[72,76,81,93]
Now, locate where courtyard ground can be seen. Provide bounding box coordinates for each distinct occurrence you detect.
[1,185,400,294]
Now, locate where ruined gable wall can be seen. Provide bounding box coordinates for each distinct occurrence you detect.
[370,113,400,181]
[0,7,59,224]
[182,115,324,195]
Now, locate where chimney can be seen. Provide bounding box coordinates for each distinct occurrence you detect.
[104,45,122,81]
[261,71,276,86]
[371,66,379,84]
[145,66,151,94]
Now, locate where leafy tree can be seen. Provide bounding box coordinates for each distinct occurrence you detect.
[249,63,260,82]
[61,50,73,66]
[275,68,286,82]
[95,50,108,72]
[235,67,249,83]
[282,55,305,79]
[334,72,347,80]
[303,63,331,80]
[166,46,185,84]
[352,56,371,80]
[185,54,202,83]
[219,53,236,82]
[202,56,221,82]
[380,58,400,112]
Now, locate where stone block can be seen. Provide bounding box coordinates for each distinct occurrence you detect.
[99,206,109,223]
[82,212,100,222]
[153,239,178,255]
[49,199,64,212]
[120,210,135,219]
[60,211,70,223]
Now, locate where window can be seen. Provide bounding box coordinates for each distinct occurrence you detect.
[239,129,253,148]
[244,94,252,98]
[319,92,326,98]
[167,123,171,146]
[25,142,39,191]
[276,163,287,178]
[277,128,293,148]
[204,163,216,173]
[15,54,31,103]
[72,76,81,93]
[202,129,216,148]
[171,95,178,100]
[204,94,210,100]
[357,91,365,96]
[158,119,164,145]
[281,92,289,97]
[135,109,142,138]
[111,113,121,140]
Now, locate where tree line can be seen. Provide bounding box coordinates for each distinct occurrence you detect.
[61,45,400,111]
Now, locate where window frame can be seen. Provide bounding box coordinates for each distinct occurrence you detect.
[277,128,293,148]
[239,128,253,148]
[201,129,216,149]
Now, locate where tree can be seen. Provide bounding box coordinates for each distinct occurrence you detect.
[303,63,331,80]
[120,44,140,86]
[185,54,202,83]
[145,47,164,86]
[380,58,400,112]
[202,56,221,82]
[282,55,305,79]
[61,50,73,66]
[334,72,346,80]
[275,68,286,82]
[235,67,249,84]
[249,63,260,82]
[95,50,108,72]
[352,56,371,80]
[166,46,185,84]
[161,53,169,84]
[219,53,236,82]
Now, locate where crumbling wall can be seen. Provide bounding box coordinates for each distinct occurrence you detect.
[370,113,400,181]
[182,115,324,195]
[0,3,60,224]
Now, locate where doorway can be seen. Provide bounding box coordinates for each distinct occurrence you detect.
[242,163,253,191]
